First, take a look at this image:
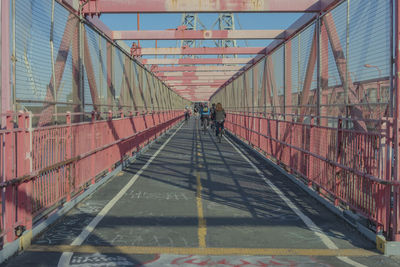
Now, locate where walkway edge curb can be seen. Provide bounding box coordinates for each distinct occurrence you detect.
[0,121,183,265]
[224,131,378,245]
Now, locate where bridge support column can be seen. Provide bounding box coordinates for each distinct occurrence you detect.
[394,0,400,242]
[1,0,11,126]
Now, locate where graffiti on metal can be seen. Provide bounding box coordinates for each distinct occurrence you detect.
[144,254,332,267]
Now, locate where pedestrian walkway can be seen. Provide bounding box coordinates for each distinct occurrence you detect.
[3,119,400,267]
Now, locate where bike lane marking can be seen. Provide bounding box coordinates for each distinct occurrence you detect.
[56,123,185,267]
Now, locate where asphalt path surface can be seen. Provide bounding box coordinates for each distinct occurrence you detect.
[3,118,400,267]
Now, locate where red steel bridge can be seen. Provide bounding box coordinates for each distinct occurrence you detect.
[1,0,400,266]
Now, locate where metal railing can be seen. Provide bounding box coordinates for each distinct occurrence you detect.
[0,111,183,245]
[225,112,395,237]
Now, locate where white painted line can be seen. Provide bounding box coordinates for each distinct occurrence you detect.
[57,123,184,267]
[223,135,366,267]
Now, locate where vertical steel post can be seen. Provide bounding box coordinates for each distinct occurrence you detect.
[65,112,71,201]
[1,0,11,125]
[316,16,321,124]
[4,113,15,243]
[391,0,395,117]
[282,44,286,120]
[320,18,329,127]
[285,40,292,117]
[50,0,57,123]
[107,42,114,109]
[393,0,400,241]
[72,21,80,121]
[11,0,15,114]
[91,111,97,184]
[345,0,350,124]
[79,6,85,119]
[17,112,32,233]
[98,35,103,110]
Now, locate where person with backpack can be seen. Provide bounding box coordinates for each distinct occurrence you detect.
[210,103,216,129]
[214,102,226,139]
[200,103,210,129]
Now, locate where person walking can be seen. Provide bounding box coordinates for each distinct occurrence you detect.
[214,103,226,142]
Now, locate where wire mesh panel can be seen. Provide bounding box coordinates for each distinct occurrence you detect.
[210,0,395,239]
[15,0,78,125]
[347,0,391,119]
[320,1,348,121]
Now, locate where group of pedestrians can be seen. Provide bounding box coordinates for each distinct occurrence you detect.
[185,102,226,138]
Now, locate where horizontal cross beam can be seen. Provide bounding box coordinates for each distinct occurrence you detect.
[82,0,328,14]
[156,71,237,77]
[135,47,267,55]
[153,65,244,72]
[168,82,224,86]
[113,30,285,40]
[173,86,220,89]
[160,76,230,81]
[142,57,254,65]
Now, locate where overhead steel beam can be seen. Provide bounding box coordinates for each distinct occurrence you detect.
[168,82,224,86]
[83,0,332,14]
[135,47,267,55]
[142,57,253,65]
[177,91,219,93]
[173,85,219,89]
[156,71,236,77]
[153,65,244,72]
[113,30,286,40]
[160,76,230,81]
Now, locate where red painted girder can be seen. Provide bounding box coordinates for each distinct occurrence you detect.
[162,76,228,82]
[1,0,11,119]
[83,27,101,110]
[136,47,267,55]
[38,14,77,126]
[284,40,292,114]
[173,85,220,89]
[83,0,327,14]
[142,57,253,65]
[323,13,367,131]
[177,92,217,95]
[153,65,244,72]
[167,82,224,86]
[157,72,235,77]
[298,27,317,119]
[113,30,285,40]
[177,91,218,94]
[86,15,112,39]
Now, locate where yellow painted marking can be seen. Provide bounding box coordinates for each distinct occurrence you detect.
[27,245,378,256]
[197,152,202,157]
[196,171,206,248]
[376,235,386,254]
